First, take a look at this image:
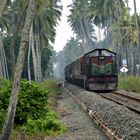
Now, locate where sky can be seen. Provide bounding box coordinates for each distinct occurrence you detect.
[53,0,140,52]
[53,0,73,52]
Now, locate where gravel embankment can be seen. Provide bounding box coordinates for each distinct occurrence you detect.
[47,88,108,140]
[66,83,140,140]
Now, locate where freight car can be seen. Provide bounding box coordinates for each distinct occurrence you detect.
[64,48,118,91]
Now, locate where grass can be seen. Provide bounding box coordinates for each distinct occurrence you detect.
[40,79,62,95]
[118,75,140,94]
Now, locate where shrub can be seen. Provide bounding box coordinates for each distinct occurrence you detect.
[15,80,49,125]
[41,80,62,95]
[0,79,66,137]
[118,75,140,94]
[0,78,11,128]
[22,110,66,135]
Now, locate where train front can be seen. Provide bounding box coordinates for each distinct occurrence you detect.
[83,49,118,91]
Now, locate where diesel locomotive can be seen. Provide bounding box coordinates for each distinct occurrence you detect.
[64,48,118,91]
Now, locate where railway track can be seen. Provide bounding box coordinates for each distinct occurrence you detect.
[98,91,140,114]
[64,85,123,140]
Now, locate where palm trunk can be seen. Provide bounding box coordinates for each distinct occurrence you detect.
[28,27,32,83]
[133,0,140,74]
[84,19,92,50]
[80,20,88,53]
[0,0,7,17]
[35,34,42,82]
[2,40,9,78]
[9,4,28,79]
[0,0,36,139]
[0,0,8,79]
[31,27,37,81]
[0,32,9,78]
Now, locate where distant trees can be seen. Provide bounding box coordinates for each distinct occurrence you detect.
[54,37,84,79]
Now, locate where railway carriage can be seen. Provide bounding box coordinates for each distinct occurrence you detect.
[65,48,118,91]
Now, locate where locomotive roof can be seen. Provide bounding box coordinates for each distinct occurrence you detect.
[65,48,117,69]
[84,48,116,56]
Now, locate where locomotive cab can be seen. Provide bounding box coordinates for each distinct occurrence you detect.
[83,49,118,90]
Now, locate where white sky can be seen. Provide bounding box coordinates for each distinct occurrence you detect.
[53,0,140,52]
[53,0,73,52]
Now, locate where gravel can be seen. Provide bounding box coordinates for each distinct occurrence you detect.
[66,83,140,140]
[47,88,108,140]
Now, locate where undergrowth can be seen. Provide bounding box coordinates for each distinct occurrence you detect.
[0,78,66,139]
[118,75,140,94]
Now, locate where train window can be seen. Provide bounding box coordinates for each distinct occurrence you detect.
[87,50,99,57]
[101,50,115,57]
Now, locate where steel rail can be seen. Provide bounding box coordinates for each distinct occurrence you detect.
[99,91,140,114]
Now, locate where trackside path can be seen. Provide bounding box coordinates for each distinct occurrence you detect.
[46,89,108,140]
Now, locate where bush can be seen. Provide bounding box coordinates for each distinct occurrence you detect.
[22,111,66,135]
[15,80,49,125]
[0,79,66,137]
[118,75,140,94]
[0,78,11,128]
[40,80,62,95]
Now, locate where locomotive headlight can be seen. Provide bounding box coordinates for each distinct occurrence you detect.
[99,56,104,60]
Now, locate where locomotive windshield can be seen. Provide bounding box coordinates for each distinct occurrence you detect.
[85,49,116,57]
[101,50,115,57]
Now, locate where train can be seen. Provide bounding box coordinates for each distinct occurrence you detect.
[64,48,118,91]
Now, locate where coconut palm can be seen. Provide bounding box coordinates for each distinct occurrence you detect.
[1,0,62,138]
[133,0,140,71]
[29,0,61,81]
[68,0,96,53]
[0,0,36,139]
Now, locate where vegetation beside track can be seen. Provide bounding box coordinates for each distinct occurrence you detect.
[0,78,66,139]
[118,75,140,94]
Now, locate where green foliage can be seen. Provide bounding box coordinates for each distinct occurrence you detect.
[3,35,54,80]
[0,78,11,128]
[21,111,66,135]
[3,35,21,78]
[55,37,84,79]
[15,80,49,125]
[41,47,52,78]
[118,75,140,94]
[0,79,66,137]
[41,79,62,95]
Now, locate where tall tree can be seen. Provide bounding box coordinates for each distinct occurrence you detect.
[0,0,36,139]
[30,0,61,81]
[68,0,96,53]
[133,0,140,70]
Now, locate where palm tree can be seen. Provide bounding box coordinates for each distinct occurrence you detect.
[0,0,36,139]
[8,2,28,79]
[133,0,140,71]
[30,0,61,81]
[68,0,96,53]
[1,0,62,138]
